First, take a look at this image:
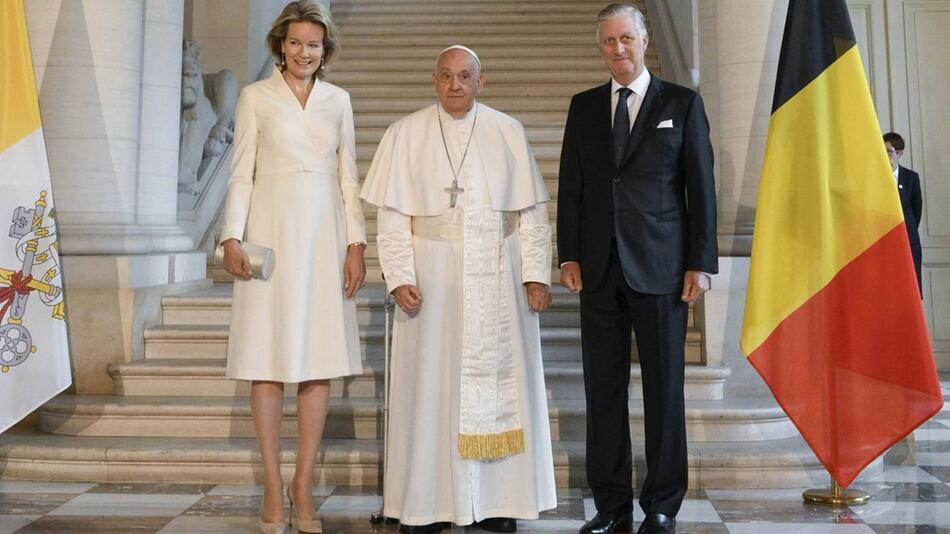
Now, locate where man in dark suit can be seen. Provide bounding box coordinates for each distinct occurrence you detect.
[883,132,923,298]
[557,4,718,533]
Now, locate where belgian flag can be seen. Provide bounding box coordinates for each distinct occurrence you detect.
[740,0,943,487]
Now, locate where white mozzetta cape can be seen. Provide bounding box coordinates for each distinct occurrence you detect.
[360,103,550,214]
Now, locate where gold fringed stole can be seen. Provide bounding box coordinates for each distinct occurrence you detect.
[458,428,526,460]
[459,205,524,461]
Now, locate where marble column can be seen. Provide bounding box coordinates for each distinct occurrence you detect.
[26,0,194,255]
[695,0,787,370]
[136,1,185,229]
[26,0,208,394]
[699,0,788,257]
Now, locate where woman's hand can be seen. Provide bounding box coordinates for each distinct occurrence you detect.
[343,243,366,299]
[222,239,253,280]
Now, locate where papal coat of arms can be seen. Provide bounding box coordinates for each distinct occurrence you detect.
[0,190,66,373]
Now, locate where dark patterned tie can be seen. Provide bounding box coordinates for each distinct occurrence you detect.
[613,87,633,166]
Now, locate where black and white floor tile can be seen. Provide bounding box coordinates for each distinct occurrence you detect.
[2,381,949,533]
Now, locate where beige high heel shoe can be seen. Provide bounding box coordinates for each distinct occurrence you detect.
[287,485,323,533]
[259,487,286,534]
[258,520,286,534]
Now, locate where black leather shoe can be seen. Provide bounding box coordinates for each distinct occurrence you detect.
[579,511,633,534]
[399,521,451,533]
[477,516,517,532]
[637,512,675,533]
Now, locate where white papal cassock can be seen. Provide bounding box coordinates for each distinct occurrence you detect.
[361,102,557,525]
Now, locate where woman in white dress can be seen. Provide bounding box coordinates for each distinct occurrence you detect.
[218,2,365,532]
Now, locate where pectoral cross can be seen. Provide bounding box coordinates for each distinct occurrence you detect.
[445,179,465,208]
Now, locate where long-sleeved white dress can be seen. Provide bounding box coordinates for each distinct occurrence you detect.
[219,67,365,382]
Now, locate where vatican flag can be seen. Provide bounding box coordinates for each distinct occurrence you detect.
[0,1,72,433]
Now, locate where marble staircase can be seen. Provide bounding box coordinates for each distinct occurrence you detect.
[2,283,827,488]
[0,0,833,489]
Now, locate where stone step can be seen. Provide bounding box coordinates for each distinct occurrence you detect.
[39,391,783,443]
[333,0,613,6]
[108,359,727,400]
[333,3,610,16]
[336,45,602,60]
[332,56,644,74]
[335,14,621,28]
[343,85,600,99]
[160,284,695,328]
[329,34,612,48]
[333,70,606,86]
[0,427,835,489]
[335,22,608,36]
[141,323,703,362]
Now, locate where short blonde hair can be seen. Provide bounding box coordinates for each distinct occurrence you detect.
[266,1,339,79]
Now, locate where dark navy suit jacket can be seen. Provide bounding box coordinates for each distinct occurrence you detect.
[897,165,923,295]
[557,76,718,294]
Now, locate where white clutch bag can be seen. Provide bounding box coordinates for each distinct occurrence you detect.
[214,241,275,280]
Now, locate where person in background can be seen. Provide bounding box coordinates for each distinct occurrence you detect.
[884,132,923,297]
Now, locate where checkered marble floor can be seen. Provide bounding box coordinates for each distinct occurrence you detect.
[3,383,949,533]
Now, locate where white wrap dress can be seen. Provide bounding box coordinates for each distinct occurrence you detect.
[219,67,365,382]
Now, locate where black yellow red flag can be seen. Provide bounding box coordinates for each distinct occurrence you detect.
[741,0,942,487]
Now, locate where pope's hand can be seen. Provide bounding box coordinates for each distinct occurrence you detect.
[343,244,366,299]
[222,239,253,281]
[524,282,552,312]
[560,262,583,293]
[394,284,423,315]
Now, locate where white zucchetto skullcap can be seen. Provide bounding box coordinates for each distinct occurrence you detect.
[438,44,481,67]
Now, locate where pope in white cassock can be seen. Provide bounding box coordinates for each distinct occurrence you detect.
[360,45,557,534]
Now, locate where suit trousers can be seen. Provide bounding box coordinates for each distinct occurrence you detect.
[579,242,688,517]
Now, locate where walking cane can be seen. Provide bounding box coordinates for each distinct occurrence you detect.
[371,282,397,525]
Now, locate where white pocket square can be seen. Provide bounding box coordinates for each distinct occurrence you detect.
[657,119,674,128]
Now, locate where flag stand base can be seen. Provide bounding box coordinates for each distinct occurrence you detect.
[803,481,870,506]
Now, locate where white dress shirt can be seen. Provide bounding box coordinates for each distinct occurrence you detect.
[610,68,652,131]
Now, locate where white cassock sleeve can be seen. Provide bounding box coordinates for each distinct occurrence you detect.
[338,94,367,245]
[376,207,416,294]
[519,202,552,286]
[219,88,258,243]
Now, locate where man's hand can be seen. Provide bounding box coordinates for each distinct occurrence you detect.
[343,244,366,299]
[524,282,552,312]
[681,271,710,303]
[222,239,253,281]
[393,284,423,315]
[560,262,583,293]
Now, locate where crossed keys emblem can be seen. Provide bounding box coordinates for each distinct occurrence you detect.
[0,191,66,373]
